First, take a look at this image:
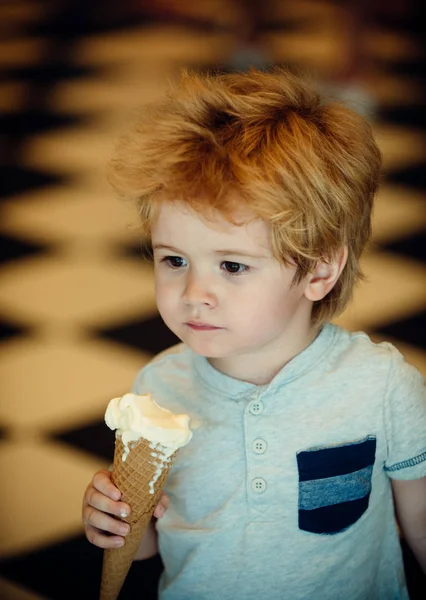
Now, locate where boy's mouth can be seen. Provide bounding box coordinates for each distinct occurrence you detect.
[185,321,222,331]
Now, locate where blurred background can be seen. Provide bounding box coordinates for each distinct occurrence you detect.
[0,0,425,598]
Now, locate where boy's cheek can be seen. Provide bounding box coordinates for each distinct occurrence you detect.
[156,287,179,321]
[156,292,172,313]
[155,277,173,299]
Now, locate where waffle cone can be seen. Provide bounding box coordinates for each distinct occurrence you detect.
[99,434,177,600]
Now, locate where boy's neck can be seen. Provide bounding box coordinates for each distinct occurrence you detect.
[208,324,321,386]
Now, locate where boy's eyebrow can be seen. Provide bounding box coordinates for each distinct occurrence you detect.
[152,243,268,259]
[152,244,181,252]
[214,249,269,259]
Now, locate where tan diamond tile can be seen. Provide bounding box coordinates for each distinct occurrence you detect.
[22,125,115,174]
[373,124,425,171]
[0,337,150,431]
[278,4,419,62]
[0,81,27,112]
[366,71,422,106]
[270,24,420,94]
[48,71,169,115]
[336,252,426,331]
[72,170,129,202]
[1,185,142,245]
[277,0,334,21]
[372,185,426,245]
[0,255,155,326]
[0,578,48,600]
[269,30,342,74]
[74,26,231,67]
[0,440,104,556]
[366,30,419,61]
[0,2,49,23]
[0,38,46,67]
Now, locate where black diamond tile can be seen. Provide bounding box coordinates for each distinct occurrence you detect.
[0,317,28,342]
[0,232,50,264]
[260,16,318,33]
[375,310,426,350]
[378,105,426,130]
[386,162,426,192]
[376,56,425,79]
[0,165,66,201]
[120,553,163,600]
[0,534,163,600]
[11,3,230,42]
[0,63,101,85]
[0,110,86,136]
[376,11,425,38]
[119,8,221,33]
[381,230,426,262]
[30,10,146,38]
[53,419,115,462]
[402,538,426,600]
[135,9,310,35]
[96,314,179,356]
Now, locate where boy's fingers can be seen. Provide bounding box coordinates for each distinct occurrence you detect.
[154,493,170,518]
[85,488,130,520]
[92,469,121,501]
[85,523,125,549]
[160,493,170,510]
[84,505,130,537]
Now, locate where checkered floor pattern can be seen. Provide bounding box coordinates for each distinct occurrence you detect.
[0,1,425,598]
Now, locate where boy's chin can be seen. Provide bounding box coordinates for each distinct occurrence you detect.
[167,324,230,358]
[183,339,228,359]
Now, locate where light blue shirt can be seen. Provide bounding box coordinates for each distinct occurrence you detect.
[132,324,426,599]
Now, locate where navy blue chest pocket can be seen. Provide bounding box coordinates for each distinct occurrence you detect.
[296,436,376,535]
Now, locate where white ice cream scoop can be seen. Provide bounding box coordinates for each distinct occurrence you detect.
[105,392,192,461]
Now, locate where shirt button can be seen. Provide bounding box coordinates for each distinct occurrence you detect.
[249,400,264,415]
[251,478,266,493]
[252,438,267,454]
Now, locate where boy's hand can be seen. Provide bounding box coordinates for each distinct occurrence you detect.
[82,469,169,549]
[82,469,131,549]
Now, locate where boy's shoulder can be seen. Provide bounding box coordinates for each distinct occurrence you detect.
[132,343,195,392]
[331,324,423,387]
[333,324,396,359]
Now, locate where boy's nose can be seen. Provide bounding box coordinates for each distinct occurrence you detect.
[182,275,217,308]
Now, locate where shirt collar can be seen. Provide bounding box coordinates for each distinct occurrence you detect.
[191,323,337,400]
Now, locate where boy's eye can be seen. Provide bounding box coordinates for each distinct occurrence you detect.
[221,261,248,274]
[162,256,187,268]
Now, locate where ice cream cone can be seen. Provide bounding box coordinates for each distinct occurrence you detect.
[99,434,177,600]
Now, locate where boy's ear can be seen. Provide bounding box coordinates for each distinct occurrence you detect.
[304,246,348,302]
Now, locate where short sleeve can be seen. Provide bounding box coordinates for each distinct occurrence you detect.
[383,345,426,480]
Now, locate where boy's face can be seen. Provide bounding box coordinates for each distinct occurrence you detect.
[151,201,315,381]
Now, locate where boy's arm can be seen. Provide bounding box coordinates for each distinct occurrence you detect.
[134,519,159,560]
[392,476,426,574]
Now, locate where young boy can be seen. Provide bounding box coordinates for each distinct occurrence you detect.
[82,68,426,599]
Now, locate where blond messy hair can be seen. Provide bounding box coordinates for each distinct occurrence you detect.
[110,67,382,325]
